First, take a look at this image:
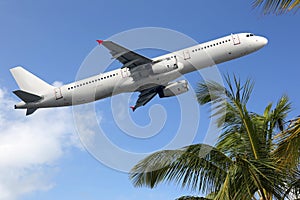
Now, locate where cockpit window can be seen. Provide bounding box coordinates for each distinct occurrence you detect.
[246,33,255,37]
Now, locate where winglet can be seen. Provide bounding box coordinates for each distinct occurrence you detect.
[96,40,104,45]
[130,106,136,112]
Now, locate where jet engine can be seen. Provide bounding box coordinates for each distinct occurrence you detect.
[152,56,183,74]
[158,80,189,98]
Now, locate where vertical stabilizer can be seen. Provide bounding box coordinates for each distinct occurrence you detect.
[10,66,54,95]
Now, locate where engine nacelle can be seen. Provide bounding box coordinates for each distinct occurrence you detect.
[152,56,183,74]
[159,80,189,98]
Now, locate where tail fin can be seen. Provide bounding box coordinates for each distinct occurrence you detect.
[10,66,53,95]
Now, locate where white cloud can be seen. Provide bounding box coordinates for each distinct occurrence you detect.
[52,81,63,87]
[0,87,81,200]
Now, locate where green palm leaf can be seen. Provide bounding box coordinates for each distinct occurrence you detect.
[274,117,300,169]
[176,196,211,200]
[130,144,231,194]
[253,0,300,14]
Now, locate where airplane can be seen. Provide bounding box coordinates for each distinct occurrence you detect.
[10,32,268,116]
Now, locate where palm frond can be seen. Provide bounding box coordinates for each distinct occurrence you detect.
[244,158,287,199]
[274,117,300,170]
[282,176,300,199]
[197,75,254,128]
[198,75,262,159]
[176,196,211,200]
[130,144,232,194]
[256,95,291,154]
[269,95,291,132]
[253,0,300,14]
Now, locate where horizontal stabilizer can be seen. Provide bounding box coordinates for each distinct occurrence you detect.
[26,108,38,116]
[13,90,42,103]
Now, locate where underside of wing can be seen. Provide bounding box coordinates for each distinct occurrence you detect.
[99,40,152,69]
[130,86,163,111]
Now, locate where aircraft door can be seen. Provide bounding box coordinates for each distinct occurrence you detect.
[231,34,241,45]
[183,49,191,60]
[54,88,63,100]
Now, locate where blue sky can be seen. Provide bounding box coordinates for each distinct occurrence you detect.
[0,1,299,200]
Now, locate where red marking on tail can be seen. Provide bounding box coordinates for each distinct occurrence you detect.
[130,106,136,112]
[96,40,104,45]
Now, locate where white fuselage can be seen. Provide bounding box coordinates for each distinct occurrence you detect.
[15,33,268,110]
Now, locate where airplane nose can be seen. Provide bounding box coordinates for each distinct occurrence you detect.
[261,37,268,46]
[254,36,268,50]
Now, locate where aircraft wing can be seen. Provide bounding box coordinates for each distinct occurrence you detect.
[98,40,152,69]
[130,86,162,111]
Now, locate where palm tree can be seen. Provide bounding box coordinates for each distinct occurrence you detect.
[130,75,300,200]
[253,0,299,14]
[274,116,300,199]
[176,196,210,200]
